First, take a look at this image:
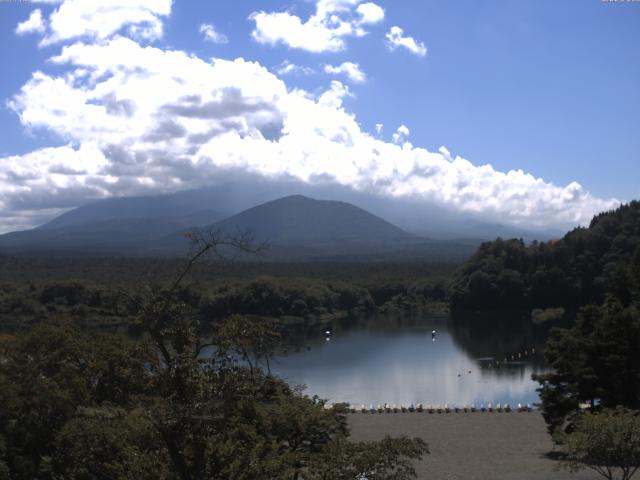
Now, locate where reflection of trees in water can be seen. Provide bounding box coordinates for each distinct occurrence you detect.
[281,310,550,381]
[280,311,449,353]
[449,309,548,372]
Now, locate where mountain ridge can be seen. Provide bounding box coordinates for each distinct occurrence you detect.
[0,193,479,261]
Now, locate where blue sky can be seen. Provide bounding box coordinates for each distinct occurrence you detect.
[0,0,637,232]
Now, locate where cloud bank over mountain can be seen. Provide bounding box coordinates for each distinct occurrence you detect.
[0,0,619,233]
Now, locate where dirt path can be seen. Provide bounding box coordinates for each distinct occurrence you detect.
[347,412,600,480]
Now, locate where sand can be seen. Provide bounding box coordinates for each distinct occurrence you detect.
[347,411,601,480]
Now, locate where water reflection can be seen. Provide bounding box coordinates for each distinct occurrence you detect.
[271,313,548,406]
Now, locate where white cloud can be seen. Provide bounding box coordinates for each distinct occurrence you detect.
[324,61,366,83]
[0,1,619,233]
[356,2,384,24]
[375,123,383,135]
[250,0,384,53]
[386,26,427,57]
[199,23,228,44]
[392,124,410,144]
[39,0,172,46]
[15,9,46,36]
[276,60,316,76]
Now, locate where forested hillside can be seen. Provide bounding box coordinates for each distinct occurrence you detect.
[449,201,640,312]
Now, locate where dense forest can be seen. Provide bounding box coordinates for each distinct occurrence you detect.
[0,259,451,334]
[0,237,430,480]
[449,201,640,314]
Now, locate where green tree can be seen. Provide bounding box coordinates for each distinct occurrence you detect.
[559,408,640,480]
[0,320,151,479]
[535,299,640,435]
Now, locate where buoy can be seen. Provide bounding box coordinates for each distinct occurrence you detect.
[392,403,398,413]
[360,404,366,413]
[517,403,523,412]
[480,404,485,412]
[488,403,493,413]
[496,403,502,413]
[377,404,383,414]
[444,403,450,413]
[463,403,468,413]
[409,403,416,413]
[427,404,434,414]
[454,405,460,413]
[471,403,476,412]
[436,404,442,414]
[401,404,407,413]
[505,404,511,413]
[417,403,424,413]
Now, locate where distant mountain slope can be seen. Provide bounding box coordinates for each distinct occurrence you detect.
[210,195,415,244]
[0,192,478,261]
[0,217,207,254]
[37,189,234,231]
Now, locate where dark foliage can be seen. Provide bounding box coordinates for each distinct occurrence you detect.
[450,201,640,311]
[0,235,429,479]
[535,299,640,435]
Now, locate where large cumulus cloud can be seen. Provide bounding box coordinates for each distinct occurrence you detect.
[0,0,619,233]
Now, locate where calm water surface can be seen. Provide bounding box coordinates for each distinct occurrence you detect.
[271,315,547,407]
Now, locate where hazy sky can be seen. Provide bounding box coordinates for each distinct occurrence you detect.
[0,0,638,233]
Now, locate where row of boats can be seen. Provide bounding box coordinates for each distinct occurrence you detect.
[327,403,534,413]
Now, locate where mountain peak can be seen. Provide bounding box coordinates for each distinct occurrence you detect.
[211,195,413,245]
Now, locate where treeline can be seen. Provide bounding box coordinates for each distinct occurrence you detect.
[0,265,452,333]
[449,201,640,312]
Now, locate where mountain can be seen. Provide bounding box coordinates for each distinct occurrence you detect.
[211,195,414,244]
[0,193,479,261]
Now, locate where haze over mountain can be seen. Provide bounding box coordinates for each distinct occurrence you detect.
[12,175,561,238]
[0,188,490,261]
[211,195,413,244]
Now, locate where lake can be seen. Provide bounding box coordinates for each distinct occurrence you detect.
[271,313,547,407]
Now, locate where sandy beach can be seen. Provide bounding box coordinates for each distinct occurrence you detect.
[348,411,600,480]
